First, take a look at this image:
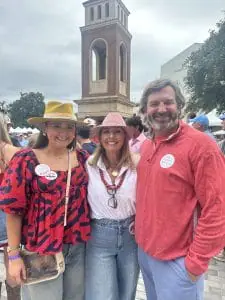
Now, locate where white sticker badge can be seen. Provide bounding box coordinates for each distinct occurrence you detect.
[45,171,58,181]
[35,164,51,177]
[160,154,175,169]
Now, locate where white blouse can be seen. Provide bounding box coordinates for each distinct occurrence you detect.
[86,156,137,220]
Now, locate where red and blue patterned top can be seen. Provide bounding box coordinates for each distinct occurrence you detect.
[0,149,90,254]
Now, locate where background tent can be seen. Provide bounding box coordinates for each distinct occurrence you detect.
[206,109,222,127]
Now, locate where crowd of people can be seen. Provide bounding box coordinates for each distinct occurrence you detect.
[0,78,224,300]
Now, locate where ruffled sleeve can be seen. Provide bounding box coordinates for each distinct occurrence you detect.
[0,150,32,215]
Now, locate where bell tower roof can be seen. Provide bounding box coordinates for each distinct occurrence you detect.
[82,0,130,32]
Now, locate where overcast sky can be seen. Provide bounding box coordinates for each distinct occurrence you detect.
[0,0,224,103]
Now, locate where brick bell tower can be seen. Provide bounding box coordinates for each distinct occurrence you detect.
[76,0,135,120]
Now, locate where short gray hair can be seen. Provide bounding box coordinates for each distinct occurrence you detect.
[139,79,186,116]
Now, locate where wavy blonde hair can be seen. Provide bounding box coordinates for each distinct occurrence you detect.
[88,127,135,170]
[0,113,12,145]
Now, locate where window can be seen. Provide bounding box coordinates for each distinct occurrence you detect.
[105,3,109,17]
[117,5,120,19]
[121,10,123,24]
[90,7,94,21]
[124,15,127,27]
[119,44,127,82]
[97,5,102,19]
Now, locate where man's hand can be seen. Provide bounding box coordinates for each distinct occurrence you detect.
[187,270,198,282]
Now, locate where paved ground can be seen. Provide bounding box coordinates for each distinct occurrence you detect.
[0,257,225,299]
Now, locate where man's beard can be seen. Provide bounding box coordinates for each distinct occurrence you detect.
[146,112,179,132]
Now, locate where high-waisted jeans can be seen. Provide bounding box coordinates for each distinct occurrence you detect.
[85,216,139,300]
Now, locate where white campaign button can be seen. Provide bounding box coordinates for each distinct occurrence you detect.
[45,171,58,181]
[160,154,175,169]
[35,164,51,176]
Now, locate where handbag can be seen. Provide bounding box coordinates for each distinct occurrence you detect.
[21,150,72,285]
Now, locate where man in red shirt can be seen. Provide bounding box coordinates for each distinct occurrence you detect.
[135,79,225,300]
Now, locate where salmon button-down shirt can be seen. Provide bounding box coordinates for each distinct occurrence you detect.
[135,121,225,276]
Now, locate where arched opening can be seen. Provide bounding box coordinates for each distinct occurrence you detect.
[92,50,97,81]
[119,44,127,82]
[91,40,107,81]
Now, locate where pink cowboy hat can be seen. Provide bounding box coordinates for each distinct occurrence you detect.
[95,112,128,134]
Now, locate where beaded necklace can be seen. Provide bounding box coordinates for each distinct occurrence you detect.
[99,168,127,208]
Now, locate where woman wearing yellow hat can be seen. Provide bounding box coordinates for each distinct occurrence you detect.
[0,100,91,300]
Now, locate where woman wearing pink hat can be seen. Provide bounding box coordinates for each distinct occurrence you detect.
[85,112,140,300]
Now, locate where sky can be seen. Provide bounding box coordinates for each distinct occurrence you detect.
[0,0,224,103]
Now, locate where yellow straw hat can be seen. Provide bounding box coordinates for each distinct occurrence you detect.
[27,100,79,126]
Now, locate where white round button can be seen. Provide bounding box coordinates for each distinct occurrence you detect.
[35,164,51,177]
[45,171,58,181]
[160,154,175,169]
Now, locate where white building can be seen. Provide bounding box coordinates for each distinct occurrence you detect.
[160,43,202,99]
[160,43,222,128]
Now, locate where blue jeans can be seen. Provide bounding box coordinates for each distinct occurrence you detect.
[85,216,139,300]
[22,243,85,300]
[0,210,7,244]
[138,247,204,300]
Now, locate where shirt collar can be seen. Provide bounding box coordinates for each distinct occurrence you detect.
[97,156,107,171]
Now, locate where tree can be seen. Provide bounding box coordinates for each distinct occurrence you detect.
[0,100,10,114]
[184,15,225,113]
[9,92,45,127]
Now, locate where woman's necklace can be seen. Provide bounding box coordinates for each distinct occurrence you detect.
[99,168,127,208]
[106,161,121,178]
[108,168,119,178]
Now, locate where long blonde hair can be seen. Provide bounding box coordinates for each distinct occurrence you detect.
[0,113,12,145]
[89,127,135,170]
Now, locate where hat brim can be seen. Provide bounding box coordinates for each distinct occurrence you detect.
[93,124,129,135]
[27,116,83,127]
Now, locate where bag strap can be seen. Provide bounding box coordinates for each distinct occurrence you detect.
[64,150,72,226]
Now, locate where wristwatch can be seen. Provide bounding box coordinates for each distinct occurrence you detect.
[7,246,21,253]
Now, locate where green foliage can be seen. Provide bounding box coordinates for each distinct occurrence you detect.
[9,92,45,127]
[184,16,225,113]
[0,101,10,114]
